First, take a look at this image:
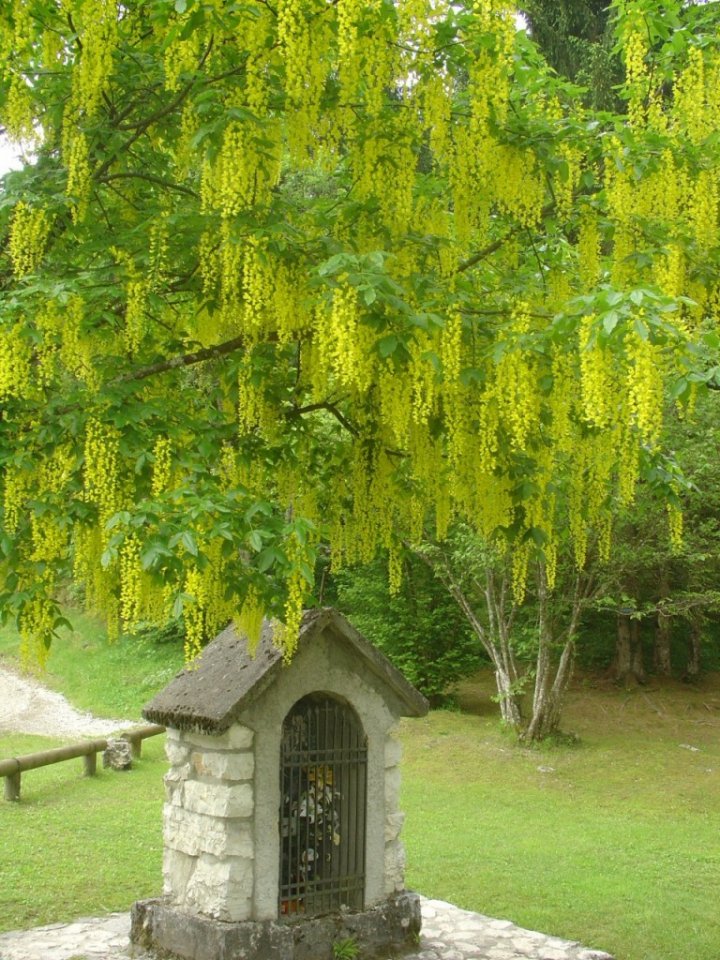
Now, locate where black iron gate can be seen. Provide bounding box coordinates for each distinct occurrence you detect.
[279,694,367,917]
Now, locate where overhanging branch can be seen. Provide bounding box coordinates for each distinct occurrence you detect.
[98,172,199,199]
[288,400,358,436]
[457,202,556,274]
[119,333,250,382]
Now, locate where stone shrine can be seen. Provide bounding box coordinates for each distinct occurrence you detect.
[131,607,428,960]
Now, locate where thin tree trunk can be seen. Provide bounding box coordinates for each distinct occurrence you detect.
[613,613,631,682]
[493,664,524,727]
[654,572,672,677]
[527,570,553,739]
[613,613,645,685]
[445,574,524,731]
[524,573,581,742]
[684,622,702,682]
[631,619,646,683]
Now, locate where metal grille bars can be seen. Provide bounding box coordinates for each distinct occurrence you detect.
[279,695,367,917]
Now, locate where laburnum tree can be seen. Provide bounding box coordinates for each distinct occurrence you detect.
[0,0,718,666]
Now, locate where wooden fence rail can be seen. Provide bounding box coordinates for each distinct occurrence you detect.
[1,724,165,801]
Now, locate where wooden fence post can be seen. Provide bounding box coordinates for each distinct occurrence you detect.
[1,725,164,800]
[123,734,142,759]
[4,771,21,802]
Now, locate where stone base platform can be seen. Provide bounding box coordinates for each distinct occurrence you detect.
[131,893,422,960]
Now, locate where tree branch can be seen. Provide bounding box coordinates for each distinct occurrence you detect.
[288,400,358,436]
[95,39,214,180]
[98,172,199,199]
[456,202,556,274]
[119,333,252,382]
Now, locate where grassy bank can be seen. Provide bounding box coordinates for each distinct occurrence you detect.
[0,611,184,719]
[1,620,719,959]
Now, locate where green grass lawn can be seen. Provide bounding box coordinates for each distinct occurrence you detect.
[0,732,166,931]
[1,619,719,960]
[402,680,720,960]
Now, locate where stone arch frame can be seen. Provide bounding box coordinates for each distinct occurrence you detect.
[278,691,368,917]
[240,627,401,921]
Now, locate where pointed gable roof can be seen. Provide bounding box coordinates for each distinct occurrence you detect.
[142,607,428,733]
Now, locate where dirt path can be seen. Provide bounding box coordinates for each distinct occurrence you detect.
[0,663,131,738]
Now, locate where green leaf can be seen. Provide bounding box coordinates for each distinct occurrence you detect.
[257,546,283,572]
[172,592,187,618]
[460,367,483,387]
[106,511,131,530]
[317,253,353,278]
[248,529,264,551]
[245,501,272,522]
[181,531,198,556]
[603,311,620,335]
[528,526,548,547]
[378,335,399,358]
[634,317,649,341]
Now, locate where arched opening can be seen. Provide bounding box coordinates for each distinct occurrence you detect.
[279,693,367,917]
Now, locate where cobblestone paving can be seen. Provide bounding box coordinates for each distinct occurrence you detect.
[0,898,614,960]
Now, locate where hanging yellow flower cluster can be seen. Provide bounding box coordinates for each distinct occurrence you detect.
[236,587,265,654]
[83,419,120,535]
[8,203,52,277]
[1,0,717,660]
[182,542,238,661]
[619,6,650,129]
[579,316,615,429]
[3,465,28,536]
[674,46,709,146]
[151,438,173,497]
[626,323,664,445]
[0,324,31,402]
[492,304,537,452]
[1,2,35,141]
[163,17,202,94]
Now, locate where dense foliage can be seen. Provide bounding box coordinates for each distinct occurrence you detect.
[327,554,481,703]
[1,0,719,663]
[519,0,622,109]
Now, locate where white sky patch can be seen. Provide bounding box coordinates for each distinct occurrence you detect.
[0,136,26,176]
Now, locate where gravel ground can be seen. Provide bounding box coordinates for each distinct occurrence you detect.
[0,663,131,738]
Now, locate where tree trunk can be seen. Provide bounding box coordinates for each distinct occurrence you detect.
[522,570,579,743]
[613,613,645,685]
[524,640,575,742]
[631,619,646,684]
[493,666,523,728]
[654,573,672,677]
[441,570,525,732]
[684,622,702,682]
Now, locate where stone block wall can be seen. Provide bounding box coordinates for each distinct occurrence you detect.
[162,725,255,922]
[383,726,406,896]
[161,712,407,924]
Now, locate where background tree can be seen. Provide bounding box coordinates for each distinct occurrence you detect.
[591,392,720,685]
[519,0,622,109]
[0,0,718,672]
[409,520,602,740]
[325,553,481,705]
